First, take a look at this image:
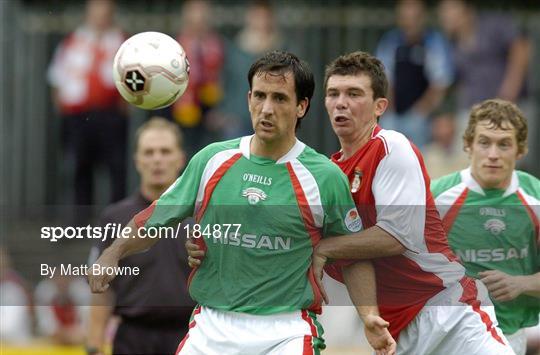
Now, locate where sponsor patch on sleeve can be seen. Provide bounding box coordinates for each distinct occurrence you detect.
[344,208,362,232]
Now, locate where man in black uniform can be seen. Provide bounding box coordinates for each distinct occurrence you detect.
[86,117,195,355]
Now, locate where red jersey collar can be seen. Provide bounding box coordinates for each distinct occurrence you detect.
[331,125,382,163]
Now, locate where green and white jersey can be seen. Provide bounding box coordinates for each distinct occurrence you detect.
[432,168,540,335]
[134,136,362,315]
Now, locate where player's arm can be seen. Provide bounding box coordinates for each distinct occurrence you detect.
[315,225,405,261]
[86,292,113,355]
[89,218,159,293]
[479,270,540,301]
[90,152,205,293]
[186,218,405,264]
[315,168,396,354]
[343,261,396,355]
[521,272,540,297]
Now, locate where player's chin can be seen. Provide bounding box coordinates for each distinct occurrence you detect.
[331,125,351,136]
[254,129,277,141]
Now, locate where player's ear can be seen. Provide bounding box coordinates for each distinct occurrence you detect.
[374,97,389,118]
[247,91,252,113]
[516,146,528,161]
[297,98,308,118]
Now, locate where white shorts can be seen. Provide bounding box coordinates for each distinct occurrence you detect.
[176,306,325,355]
[397,279,515,355]
[506,328,526,355]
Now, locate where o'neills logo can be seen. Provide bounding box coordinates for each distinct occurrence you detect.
[242,187,267,205]
[484,218,506,236]
[242,173,272,186]
[479,207,506,217]
[344,208,362,232]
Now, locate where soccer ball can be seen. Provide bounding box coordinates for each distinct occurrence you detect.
[113,31,189,110]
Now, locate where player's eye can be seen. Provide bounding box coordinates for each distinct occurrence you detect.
[478,140,489,147]
[498,141,511,149]
[326,91,338,97]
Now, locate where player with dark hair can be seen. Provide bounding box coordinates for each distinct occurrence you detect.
[313,51,515,354]
[89,51,394,354]
[432,99,539,355]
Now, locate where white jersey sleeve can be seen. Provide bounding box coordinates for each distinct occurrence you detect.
[372,132,427,253]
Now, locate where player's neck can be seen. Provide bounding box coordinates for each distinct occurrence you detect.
[251,135,296,161]
[339,123,376,161]
[140,184,167,202]
[471,170,512,191]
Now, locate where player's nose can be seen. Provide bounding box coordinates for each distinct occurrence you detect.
[261,98,274,115]
[335,93,347,109]
[487,145,500,159]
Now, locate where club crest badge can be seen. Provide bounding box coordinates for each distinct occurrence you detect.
[484,218,506,236]
[242,187,267,205]
[351,168,363,193]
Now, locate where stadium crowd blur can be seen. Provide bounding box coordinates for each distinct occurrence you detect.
[1,0,539,354]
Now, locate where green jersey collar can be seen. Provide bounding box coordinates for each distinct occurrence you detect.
[460,167,519,197]
[239,135,306,164]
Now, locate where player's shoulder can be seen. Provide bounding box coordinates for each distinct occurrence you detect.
[297,146,351,198]
[298,145,346,177]
[374,128,423,165]
[375,128,411,151]
[431,171,463,197]
[516,170,540,197]
[192,137,242,161]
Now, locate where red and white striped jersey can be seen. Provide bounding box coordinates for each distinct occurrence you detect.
[325,125,466,339]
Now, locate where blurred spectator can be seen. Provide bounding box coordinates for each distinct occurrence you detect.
[438,0,531,110]
[437,0,536,173]
[48,0,127,209]
[377,0,453,149]
[219,0,284,138]
[0,247,33,344]
[34,275,90,345]
[173,0,225,157]
[87,117,195,355]
[423,113,468,179]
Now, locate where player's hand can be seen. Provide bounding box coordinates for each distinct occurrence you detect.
[186,239,205,268]
[479,270,524,302]
[363,314,396,355]
[311,248,329,305]
[88,250,119,293]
